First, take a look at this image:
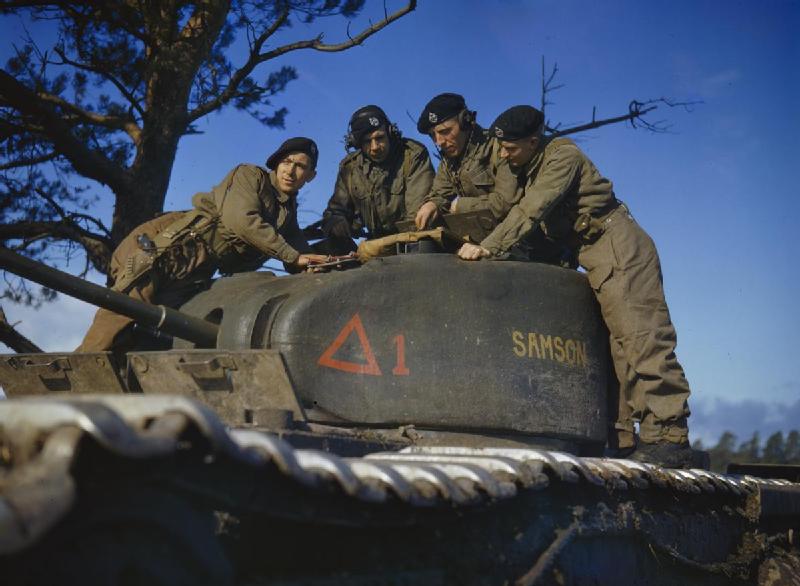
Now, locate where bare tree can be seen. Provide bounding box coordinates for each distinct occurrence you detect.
[537,57,701,138]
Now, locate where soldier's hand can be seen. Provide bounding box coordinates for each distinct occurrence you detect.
[295,254,329,268]
[415,201,439,230]
[449,197,459,213]
[457,243,491,261]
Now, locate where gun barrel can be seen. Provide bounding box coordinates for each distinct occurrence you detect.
[0,246,218,347]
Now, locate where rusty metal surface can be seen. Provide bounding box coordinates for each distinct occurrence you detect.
[129,349,306,425]
[1,394,798,557]
[0,352,126,395]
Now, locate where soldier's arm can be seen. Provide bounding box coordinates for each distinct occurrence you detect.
[414,162,456,229]
[282,218,315,273]
[452,160,521,219]
[423,162,458,213]
[402,146,435,221]
[219,166,302,264]
[321,166,356,237]
[480,145,582,255]
[282,203,313,256]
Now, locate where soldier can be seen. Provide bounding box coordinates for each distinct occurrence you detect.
[458,105,693,469]
[415,94,571,265]
[321,105,434,248]
[78,137,327,352]
[414,93,517,232]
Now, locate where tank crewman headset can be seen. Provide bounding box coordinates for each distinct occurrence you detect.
[345,105,401,151]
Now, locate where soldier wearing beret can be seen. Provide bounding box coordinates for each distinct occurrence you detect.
[414,93,518,233]
[321,105,434,247]
[414,95,570,265]
[78,137,327,352]
[459,105,693,468]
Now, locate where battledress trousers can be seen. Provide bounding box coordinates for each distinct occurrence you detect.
[578,206,690,445]
[481,137,691,446]
[76,211,213,352]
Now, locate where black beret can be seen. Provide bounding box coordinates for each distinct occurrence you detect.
[491,105,545,141]
[349,105,390,146]
[417,93,467,134]
[266,137,319,170]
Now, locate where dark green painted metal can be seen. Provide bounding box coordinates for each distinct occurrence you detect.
[178,254,609,446]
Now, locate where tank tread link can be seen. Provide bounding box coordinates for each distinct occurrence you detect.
[1,395,799,585]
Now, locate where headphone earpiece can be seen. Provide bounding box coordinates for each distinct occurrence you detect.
[344,130,356,151]
[345,117,398,152]
[457,109,476,130]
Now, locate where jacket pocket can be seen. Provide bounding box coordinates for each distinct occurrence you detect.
[466,169,494,195]
[586,263,613,292]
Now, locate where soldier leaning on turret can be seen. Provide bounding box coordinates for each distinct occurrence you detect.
[77,138,327,353]
[321,105,434,251]
[458,105,694,469]
[414,93,571,265]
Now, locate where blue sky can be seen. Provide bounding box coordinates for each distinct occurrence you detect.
[2,1,799,444]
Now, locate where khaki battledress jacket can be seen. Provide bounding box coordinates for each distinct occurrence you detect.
[193,164,311,267]
[423,125,519,222]
[78,165,310,352]
[482,138,691,446]
[323,138,434,238]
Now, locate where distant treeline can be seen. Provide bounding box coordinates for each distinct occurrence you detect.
[693,430,800,472]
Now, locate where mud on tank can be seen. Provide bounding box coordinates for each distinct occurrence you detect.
[0,241,798,585]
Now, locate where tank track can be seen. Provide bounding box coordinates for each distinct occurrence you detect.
[2,395,799,585]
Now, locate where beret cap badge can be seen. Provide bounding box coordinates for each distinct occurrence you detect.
[491,105,545,141]
[265,136,319,170]
[417,92,467,134]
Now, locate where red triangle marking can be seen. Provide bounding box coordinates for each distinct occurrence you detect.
[318,313,382,375]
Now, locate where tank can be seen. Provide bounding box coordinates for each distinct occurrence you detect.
[0,243,798,586]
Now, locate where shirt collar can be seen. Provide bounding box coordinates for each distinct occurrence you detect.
[513,137,548,180]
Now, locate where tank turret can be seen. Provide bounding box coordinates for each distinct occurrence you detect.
[0,243,609,452]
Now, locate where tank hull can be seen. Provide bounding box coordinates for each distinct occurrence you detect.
[1,395,797,586]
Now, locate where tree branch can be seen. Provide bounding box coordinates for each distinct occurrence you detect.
[540,57,564,121]
[188,5,291,121]
[0,306,42,353]
[550,98,702,137]
[0,220,112,274]
[261,0,416,58]
[189,1,417,122]
[33,186,112,239]
[52,46,145,120]
[0,1,62,10]
[0,69,129,195]
[35,88,142,140]
[0,150,58,171]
